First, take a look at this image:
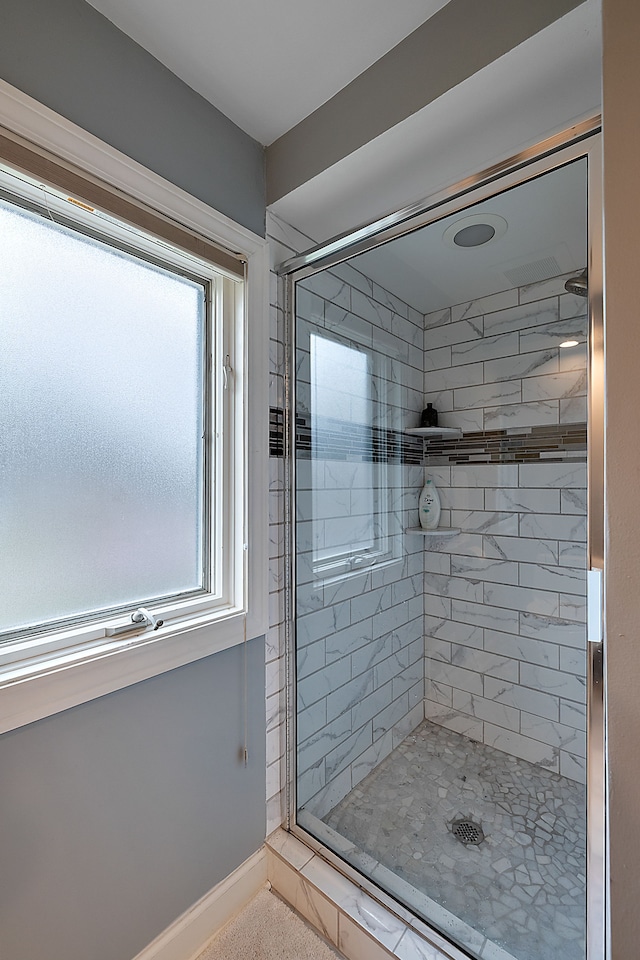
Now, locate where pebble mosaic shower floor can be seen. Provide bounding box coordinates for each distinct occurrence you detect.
[320,719,586,960]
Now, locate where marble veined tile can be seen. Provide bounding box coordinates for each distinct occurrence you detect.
[331,262,374,299]
[560,396,587,423]
[483,676,559,721]
[296,286,325,324]
[560,488,588,515]
[395,927,449,960]
[424,615,484,649]
[424,306,451,329]
[450,510,519,537]
[449,644,519,682]
[451,598,519,634]
[484,629,560,670]
[483,723,559,772]
[483,400,559,431]
[454,379,521,411]
[453,689,520,731]
[372,281,411,319]
[519,612,586,649]
[519,272,578,303]
[351,684,394,732]
[484,581,559,618]
[521,369,587,402]
[268,828,315,871]
[484,347,557,383]
[451,330,519,366]
[520,512,586,542]
[520,713,586,757]
[301,856,407,951]
[326,671,375,723]
[518,461,586,489]
[297,659,349,711]
[299,269,351,310]
[519,562,585,596]
[451,288,518,323]
[482,298,558,336]
[423,344,452,371]
[298,713,353,774]
[325,723,373,781]
[425,360,484,393]
[484,487,560,514]
[267,211,314,252]
[519,316,586,354]
[351,288,393,330]
[559,293,589,320]
[427,316,484,349]
[424,572,483,604]
[559,593,587,623]
[452,463,519,488]
[558,340,587,371]
[484,534,558,565]
[520,663,586,703]
[324,303,373,346]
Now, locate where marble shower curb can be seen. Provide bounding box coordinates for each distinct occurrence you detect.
[266,828,517,960]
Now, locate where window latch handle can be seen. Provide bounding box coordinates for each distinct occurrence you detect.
[105,607,164,638]
[131,607,164,631]
[223,354,232,390]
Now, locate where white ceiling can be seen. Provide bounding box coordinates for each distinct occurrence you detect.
[350,159,588,313]
[85,0,449,145]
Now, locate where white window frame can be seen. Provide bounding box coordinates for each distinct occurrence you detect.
[0,79,269,735]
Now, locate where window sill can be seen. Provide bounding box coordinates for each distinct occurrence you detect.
[0,608,256,736]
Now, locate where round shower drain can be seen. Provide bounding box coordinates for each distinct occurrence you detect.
[451,818,484,845]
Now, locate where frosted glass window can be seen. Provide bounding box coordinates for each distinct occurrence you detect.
[0,196,207,635]
[310,334,376,565]
[311,335,370,425]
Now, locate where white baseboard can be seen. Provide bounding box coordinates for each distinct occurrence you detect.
[132,846,268,960]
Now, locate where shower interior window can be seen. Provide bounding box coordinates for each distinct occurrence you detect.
[309,332,391,576]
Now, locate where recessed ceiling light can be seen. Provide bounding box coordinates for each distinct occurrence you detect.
[560,340,579,348]
[443,213,508,250]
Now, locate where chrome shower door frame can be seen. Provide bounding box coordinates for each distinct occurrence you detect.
[279,119,606,960]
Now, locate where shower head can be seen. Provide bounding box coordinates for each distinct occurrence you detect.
[564,268,588,297]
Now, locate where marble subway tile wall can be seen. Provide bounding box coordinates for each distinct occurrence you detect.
[266,212,342,835]
[294,259,426,817]
[422,274,588,781]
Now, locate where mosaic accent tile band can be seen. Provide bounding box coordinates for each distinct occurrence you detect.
[425,422,586,464]
[269,407,586,466]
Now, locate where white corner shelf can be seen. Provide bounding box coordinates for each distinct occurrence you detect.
[405,527,461,538]
[405,426,462,438]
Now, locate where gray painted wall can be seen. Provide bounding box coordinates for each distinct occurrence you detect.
[0,8,268,958]
[0,637,266,960]
[0,0,265,236]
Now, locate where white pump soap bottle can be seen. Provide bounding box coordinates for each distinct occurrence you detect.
[419,474,441,530]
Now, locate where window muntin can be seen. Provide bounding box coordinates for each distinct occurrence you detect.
[0,168,239,648]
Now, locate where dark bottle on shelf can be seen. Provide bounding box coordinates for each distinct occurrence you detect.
[420,403,438,428]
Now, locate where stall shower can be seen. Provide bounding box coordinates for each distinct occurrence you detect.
[283,156,594,960]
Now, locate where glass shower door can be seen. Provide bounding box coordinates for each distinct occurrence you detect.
[288,144,601,960]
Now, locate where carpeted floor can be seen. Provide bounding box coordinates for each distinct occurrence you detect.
[197,889,343,960]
